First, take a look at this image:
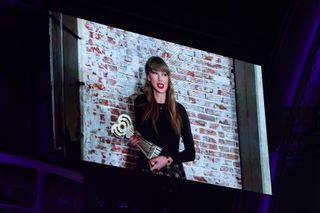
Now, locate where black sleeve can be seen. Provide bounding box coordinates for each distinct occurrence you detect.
[172,104,196,163]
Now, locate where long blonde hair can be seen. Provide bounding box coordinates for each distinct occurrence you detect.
[141,56,181,135]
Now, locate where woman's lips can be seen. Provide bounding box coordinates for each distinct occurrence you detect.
[157,83,164,89]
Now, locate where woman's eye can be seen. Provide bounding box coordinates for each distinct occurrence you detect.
[163,73,168,77]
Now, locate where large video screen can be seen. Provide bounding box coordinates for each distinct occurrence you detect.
[50,12,271,195]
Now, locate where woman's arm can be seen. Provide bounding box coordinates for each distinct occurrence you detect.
[171,104,196,164]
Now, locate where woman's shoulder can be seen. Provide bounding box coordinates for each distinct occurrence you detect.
[176,102,190,123]
[176,102,187,113]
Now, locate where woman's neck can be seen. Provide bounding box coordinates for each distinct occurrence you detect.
[153,92,166,104]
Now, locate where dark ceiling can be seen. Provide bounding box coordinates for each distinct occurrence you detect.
[43,0,294,66]
[1,0,294,66]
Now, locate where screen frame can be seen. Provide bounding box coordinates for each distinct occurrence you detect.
[49,11,271,195]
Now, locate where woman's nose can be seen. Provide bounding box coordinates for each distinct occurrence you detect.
[158,73,163,81]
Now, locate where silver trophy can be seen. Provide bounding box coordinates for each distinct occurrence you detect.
[111,114,162,159]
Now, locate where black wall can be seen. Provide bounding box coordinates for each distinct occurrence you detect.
[1,0,320,212]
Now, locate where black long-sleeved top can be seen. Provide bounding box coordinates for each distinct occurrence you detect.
[134,94,195,166]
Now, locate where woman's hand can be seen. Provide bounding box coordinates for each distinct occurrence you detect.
[128,131,141,147]
[149,156,171,171]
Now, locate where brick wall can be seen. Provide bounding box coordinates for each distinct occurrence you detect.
[78,19,241,189]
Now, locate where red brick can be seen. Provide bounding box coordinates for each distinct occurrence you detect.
[193,176,208,183]
[100,114,105,123]
[205,68,216,75]
[209,123,219,129]
[209,144,218,150]
[231,148,240,154]
[221,153,239,160]
[198,113,216,122]
[190,119,206,126]
[187,71,195,77]
[162,52,172,58]
[171,73,186,81]
[203,136,216,143]
[218,131,225,138]
[193,134,201,140]
[233,162,241,167]
[217,104,227,110]
[95,33,103,40]
[107,79,117,85]
[219,146,230,152]
[204,55,213,61]
[99,99,109,106]
[110,108,120,115]
[188,97,196,104]
[107,36,116,45]
[199,128,217,136]
[85,22,93,30]
[220,166,229,172]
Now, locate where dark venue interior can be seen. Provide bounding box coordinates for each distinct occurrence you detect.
[0,0,319,212]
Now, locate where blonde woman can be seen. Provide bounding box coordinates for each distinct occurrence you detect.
[129,56,195,178]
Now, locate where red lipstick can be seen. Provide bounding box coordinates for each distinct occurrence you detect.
[157,83,164,89]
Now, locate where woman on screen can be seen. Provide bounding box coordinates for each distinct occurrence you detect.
[129,56,195,178]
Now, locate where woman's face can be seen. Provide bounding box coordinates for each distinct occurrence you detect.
[147,70,169,94]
